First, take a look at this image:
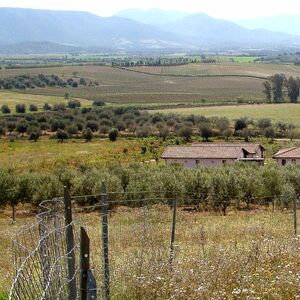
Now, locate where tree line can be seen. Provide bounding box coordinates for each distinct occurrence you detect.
[0,104,298,142]
[1,163,299,220]
[263,74,300,103]
[0,74,98,90]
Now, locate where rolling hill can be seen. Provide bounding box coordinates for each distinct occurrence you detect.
[0,8,190,50]
[0,8,299,54]
[162,13,300,48]
[236,15,300,37]
[116,8,189,25]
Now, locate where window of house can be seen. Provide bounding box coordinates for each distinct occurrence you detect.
[282,159,286,166]
[196,160,199,165]
[222,160,226,164]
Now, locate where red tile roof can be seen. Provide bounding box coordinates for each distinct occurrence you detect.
[191,143,265,154]
[274,147,300,158]
[161,145,249,159]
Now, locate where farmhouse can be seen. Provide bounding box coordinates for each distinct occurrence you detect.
[273,147,300,166]
[161,143,265,168]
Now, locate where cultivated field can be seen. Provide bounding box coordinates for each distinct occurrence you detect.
[1,207,300,299]
[153,103,300,126]
[0,63,297,104]
[0,91,91,114]
[123,63,300,78]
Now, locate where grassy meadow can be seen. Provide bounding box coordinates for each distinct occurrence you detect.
[1,206,300,298]
[0,138,164,171]
[0,91,91,114]
[153,103,300,126]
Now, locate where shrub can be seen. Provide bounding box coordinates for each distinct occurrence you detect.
[43,103,52,111]
[67,100,81,109]
[178,126,193,141]
[29,104,38,112]
[56,129,69,143]
[15,104,26,113]
[93,100,106,107]
[1,104,11,114]
[82,128,93,142]
[109,128,119,142]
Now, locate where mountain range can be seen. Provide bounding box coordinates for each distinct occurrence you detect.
[0,7,299,54]
[236,15,300,37]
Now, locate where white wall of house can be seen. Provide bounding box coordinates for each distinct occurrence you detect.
[276,158,300,166]
[165,158,236,168]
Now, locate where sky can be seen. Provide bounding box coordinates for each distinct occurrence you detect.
[0,0,299,19]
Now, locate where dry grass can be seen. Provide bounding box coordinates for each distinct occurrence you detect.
[1,206,300,298]
[84,206,300,299]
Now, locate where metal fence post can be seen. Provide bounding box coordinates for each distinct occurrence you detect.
[101,183,110,300]
[64,186,77,300]
[169,198,177,268]
[293,197,298,235]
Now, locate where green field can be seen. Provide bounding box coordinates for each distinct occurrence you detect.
[0,63,298,105]
[0,138,163,171]
[0,91,91,113]
[153,103,300,126]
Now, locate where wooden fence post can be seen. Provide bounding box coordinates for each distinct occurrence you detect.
[293,197,297,235]
[80,227,90,300]
[100,183,110,300]
[169,198,177,268]
[38,214,50,290]
[64,186,77,300]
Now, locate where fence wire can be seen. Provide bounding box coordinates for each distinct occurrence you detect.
[9,198,81,300]
[6,189,300,300]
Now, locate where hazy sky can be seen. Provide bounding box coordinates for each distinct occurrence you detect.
[0,0,299,19]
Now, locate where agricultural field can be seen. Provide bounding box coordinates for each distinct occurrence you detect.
[0,138,163,171]
[123,62,300,78]
[1,207,300,298]
[0,91,91,114]
[153,103,300,127]
[0,63,297,105]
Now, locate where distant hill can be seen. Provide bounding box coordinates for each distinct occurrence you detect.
[0,41,85,55]
[162,13,300,48]
[0,8,299,54]
[0,8,190,50]
[236,15,300,37]
[115,8,189,25]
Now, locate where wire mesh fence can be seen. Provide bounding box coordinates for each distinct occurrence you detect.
[6,186,300,300]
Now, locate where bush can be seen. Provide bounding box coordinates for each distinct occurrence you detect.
[93,100,106,107]
[15,104,26,113]
[86,120,99,132]
[178,126,193,141]
[67,100,81,109]
[1,104,11,114]
[109,128,119,142]
[82,128,93,142]
[56,129,69,142]
[29,104,38,112]
[43,103,52,111]
[28,130,40,142]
